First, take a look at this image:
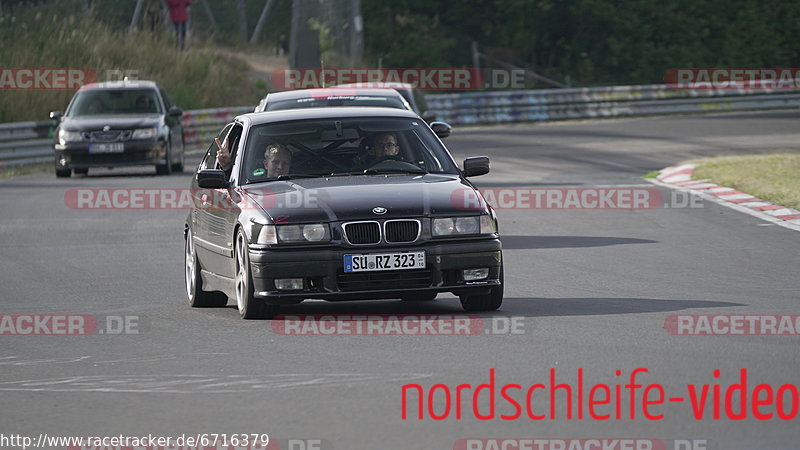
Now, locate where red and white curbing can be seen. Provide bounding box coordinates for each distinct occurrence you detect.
[650,164,800,232]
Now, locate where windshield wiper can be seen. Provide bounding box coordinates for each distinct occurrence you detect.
[327,172,360,177]
[274,173,327,181]
[362,168,428,175]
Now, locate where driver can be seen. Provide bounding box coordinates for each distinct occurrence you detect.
[354,132,402,169]
[372,133,401,161]
[134,95,153,113]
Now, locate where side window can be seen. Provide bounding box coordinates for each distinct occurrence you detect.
[200,123,233,171]
[226,124,245,181]
[159,87,175,110]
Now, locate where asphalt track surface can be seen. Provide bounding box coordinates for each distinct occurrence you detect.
[1,110,799,450]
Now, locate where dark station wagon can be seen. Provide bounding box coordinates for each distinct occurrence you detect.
[51,80,185,177]
[184,107,502,319]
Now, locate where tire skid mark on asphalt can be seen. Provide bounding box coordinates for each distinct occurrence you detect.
[0,353,228,366]
[0,373,433,393]
[0,356,92,366]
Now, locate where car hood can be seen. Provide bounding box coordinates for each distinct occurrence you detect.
[59,115,162,131]
[240,174,484,223]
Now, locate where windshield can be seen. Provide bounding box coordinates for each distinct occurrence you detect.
[265,95,409,111]
[240,117,459,184]
[66,89,162,116]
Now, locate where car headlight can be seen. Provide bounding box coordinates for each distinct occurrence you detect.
[256,225,277,244]
[131,127,158,140]
[433,216,492,236]
[480,214,497,234]
[277,224,330,243]
[58,129,83,145]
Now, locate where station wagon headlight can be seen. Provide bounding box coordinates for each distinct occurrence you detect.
[433,216,495,236]
[58,129,83,144]
[432,218,455,236]
[433,216,481,236]
[480,215,497,234]
[277,224,330,243]
[256,224,277,244]
[131,127,158,140]
[302,224,328,241]
[455,217,480,234]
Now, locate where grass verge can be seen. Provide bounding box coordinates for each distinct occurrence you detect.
[0,163,52,179]
[685,153,800,210]
[0,5,264,122]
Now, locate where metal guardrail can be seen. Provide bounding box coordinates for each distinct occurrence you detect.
[0,106,252,167]
[423,84,800,125]
[181,106,253,151]
[3,84,800,167]
[0,121,55,167]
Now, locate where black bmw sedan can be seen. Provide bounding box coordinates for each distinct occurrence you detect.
[184,107,502,319]
[51,80,185,177]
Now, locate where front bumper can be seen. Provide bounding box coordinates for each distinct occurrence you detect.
[248,239,502,303]
[54,140,166,169]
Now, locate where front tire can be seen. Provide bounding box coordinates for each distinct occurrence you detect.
[234,229,279,319]
[172,145,184,173]
[156,144,172,175]
[55,168,71,178]
[459,263,504,312]
[185,231,228,307]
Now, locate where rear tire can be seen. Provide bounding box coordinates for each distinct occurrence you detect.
[55,168,71,178]
[235,229,280,319]
[185,231,228,307]
[459,263,504,312]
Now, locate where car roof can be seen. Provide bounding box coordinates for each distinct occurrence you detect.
[78,80,160,91]
[336,82,415,90]
[265,87,406,101]
[239,106,422,126]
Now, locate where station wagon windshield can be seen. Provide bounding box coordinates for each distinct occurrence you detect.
[66,89,162,116]
[265,95,408,111]
[240,117,459,184]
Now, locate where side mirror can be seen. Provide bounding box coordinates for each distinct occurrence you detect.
[197,169,229,189]
[50,111,62,121]
[169,106,183,117]
[430,121,452,139]
[463,156,490,177]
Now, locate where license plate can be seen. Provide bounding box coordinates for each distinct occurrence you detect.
[344,251,426,272]
[89,143,124,153]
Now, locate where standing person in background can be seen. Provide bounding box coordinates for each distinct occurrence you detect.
[165,0,191,50]
[144,0,165,34]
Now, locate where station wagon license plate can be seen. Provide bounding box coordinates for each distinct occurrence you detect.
[344,251,426,272]
[89,143,124,153]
